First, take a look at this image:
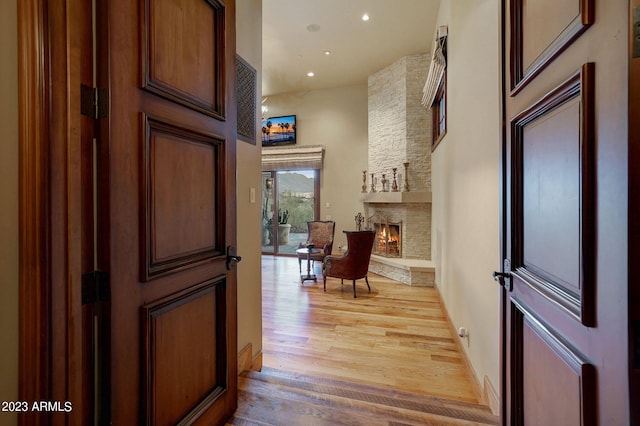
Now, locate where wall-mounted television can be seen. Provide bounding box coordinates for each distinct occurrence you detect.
[261,115,296,146]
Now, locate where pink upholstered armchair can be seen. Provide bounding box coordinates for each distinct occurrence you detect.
[322,230,375,298]
[297,221,335,273]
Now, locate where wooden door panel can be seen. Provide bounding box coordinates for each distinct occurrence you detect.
[142,115,224,280]
[143,0,225,118]
[510,0,594,94]
[18,0,236,423]
[510,299,595,426]
[510,65,595,325]
[107,0,237,423]
[523,99,581,286]
[503,0,629,422]
[521,0,581,70]
[142,278,228,425]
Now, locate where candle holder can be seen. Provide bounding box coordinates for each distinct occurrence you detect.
[355,212,364,231]
[403,162,410,192]
[361,171,367,193]
[381,174,388,192]
[370,173,376,193]
[391,168,399,192]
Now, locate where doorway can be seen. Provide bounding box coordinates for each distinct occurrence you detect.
[261,170,319,255]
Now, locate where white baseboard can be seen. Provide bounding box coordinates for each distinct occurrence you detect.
[484,375,500,416]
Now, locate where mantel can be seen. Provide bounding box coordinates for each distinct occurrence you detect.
[360,192,432,204]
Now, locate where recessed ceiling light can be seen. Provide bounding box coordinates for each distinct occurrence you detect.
[324,51,331,55]
[307,72,315,77]
[362,13,370,21]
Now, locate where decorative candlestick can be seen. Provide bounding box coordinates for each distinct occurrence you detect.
[355,212,364,231]
[370,173,376,193]
[381,174,388,192]
[391,168,399,192]
[361,171,367,193]
[403,162,410,192]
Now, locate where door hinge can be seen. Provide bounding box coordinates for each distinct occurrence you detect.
[81,84,108,119]
[82,270,110,305]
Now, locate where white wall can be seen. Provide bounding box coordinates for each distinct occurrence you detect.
[430,0,502,398]
[263,85,369,250]
[236,0,264,362]
[0,1,19,425]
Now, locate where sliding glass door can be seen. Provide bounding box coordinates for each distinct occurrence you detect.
[261,170,319,255]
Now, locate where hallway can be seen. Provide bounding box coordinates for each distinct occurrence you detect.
[259,255,478,401]
[229,256,498,424]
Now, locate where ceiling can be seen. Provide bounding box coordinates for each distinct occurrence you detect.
[261,0,441,97]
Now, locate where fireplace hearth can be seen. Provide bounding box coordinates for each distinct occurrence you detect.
[362,202,433,285]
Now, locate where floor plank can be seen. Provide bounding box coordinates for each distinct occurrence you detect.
[260,255,479,403]
[231,368,498,425]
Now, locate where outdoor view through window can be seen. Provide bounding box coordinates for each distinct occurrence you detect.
[261,170,317,255]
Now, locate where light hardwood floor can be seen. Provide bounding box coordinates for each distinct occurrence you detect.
[260,255,479,404]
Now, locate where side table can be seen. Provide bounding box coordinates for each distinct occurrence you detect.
[295,247,322,283]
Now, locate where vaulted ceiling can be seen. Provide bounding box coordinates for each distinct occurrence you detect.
[261,0,441,97]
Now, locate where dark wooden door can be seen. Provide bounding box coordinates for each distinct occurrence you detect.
[98,0,238,424]
[501,0,628,424]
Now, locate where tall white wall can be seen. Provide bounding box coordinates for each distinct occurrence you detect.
[236,0,264,363]
[430,0,502,398]
[0,1,19,425]
[263,85,369,250]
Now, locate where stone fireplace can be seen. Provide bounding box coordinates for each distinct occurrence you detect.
[362,196,434,286]
[361,53,435,286]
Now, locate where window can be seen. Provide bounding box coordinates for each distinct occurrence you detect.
[431,37,447,151]
[432,74,446,150]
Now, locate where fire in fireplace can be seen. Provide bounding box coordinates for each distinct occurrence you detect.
[373,221,402,258]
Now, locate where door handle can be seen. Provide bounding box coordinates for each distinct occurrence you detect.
[226,246,242,270]
[493,271,512,291]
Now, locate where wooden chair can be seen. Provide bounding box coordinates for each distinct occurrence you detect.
[297,220,335,273]
[322,230,375,298]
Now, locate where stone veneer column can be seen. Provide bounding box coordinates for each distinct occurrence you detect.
[367,54,431,192]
